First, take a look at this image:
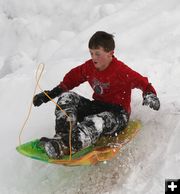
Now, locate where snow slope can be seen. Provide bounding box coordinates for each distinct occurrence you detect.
[0,0,180,193]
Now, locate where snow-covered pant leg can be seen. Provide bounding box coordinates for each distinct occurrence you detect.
[55,92,80,134]
[54,91,91,147]
[72,110,129,151]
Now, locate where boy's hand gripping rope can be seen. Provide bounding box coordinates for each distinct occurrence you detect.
[18,64,73,160]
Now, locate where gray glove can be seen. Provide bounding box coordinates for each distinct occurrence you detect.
[143,92,160,111]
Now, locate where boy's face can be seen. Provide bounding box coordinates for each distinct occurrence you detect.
[89,47,114,71]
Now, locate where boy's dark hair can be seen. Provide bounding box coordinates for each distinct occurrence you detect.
[88,31,115,52]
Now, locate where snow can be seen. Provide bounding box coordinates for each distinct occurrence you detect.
[0,0,180,193]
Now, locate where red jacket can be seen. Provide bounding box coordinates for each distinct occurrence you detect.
[59,56,156,113]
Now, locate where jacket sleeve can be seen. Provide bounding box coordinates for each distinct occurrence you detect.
[124,65,157,96]
[59,62,88,91]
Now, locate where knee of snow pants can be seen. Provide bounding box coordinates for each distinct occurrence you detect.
[102,110,129,136]
[55,91,80,134]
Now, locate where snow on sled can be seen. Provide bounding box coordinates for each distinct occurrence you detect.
[16,120,141,166]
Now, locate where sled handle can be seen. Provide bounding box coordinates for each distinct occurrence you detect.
[19,64,73,160]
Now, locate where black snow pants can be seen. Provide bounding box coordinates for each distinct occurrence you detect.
[54,92,129,151]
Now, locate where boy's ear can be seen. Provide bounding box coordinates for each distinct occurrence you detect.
[109,50,114,56]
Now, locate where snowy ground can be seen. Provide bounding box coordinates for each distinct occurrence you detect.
[0,0,180,193]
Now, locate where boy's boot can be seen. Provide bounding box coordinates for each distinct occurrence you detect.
[38,137,51,147]
[44,140,64,159]
[42,138,70,159]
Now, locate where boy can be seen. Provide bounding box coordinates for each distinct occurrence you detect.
[33,31,160,159]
